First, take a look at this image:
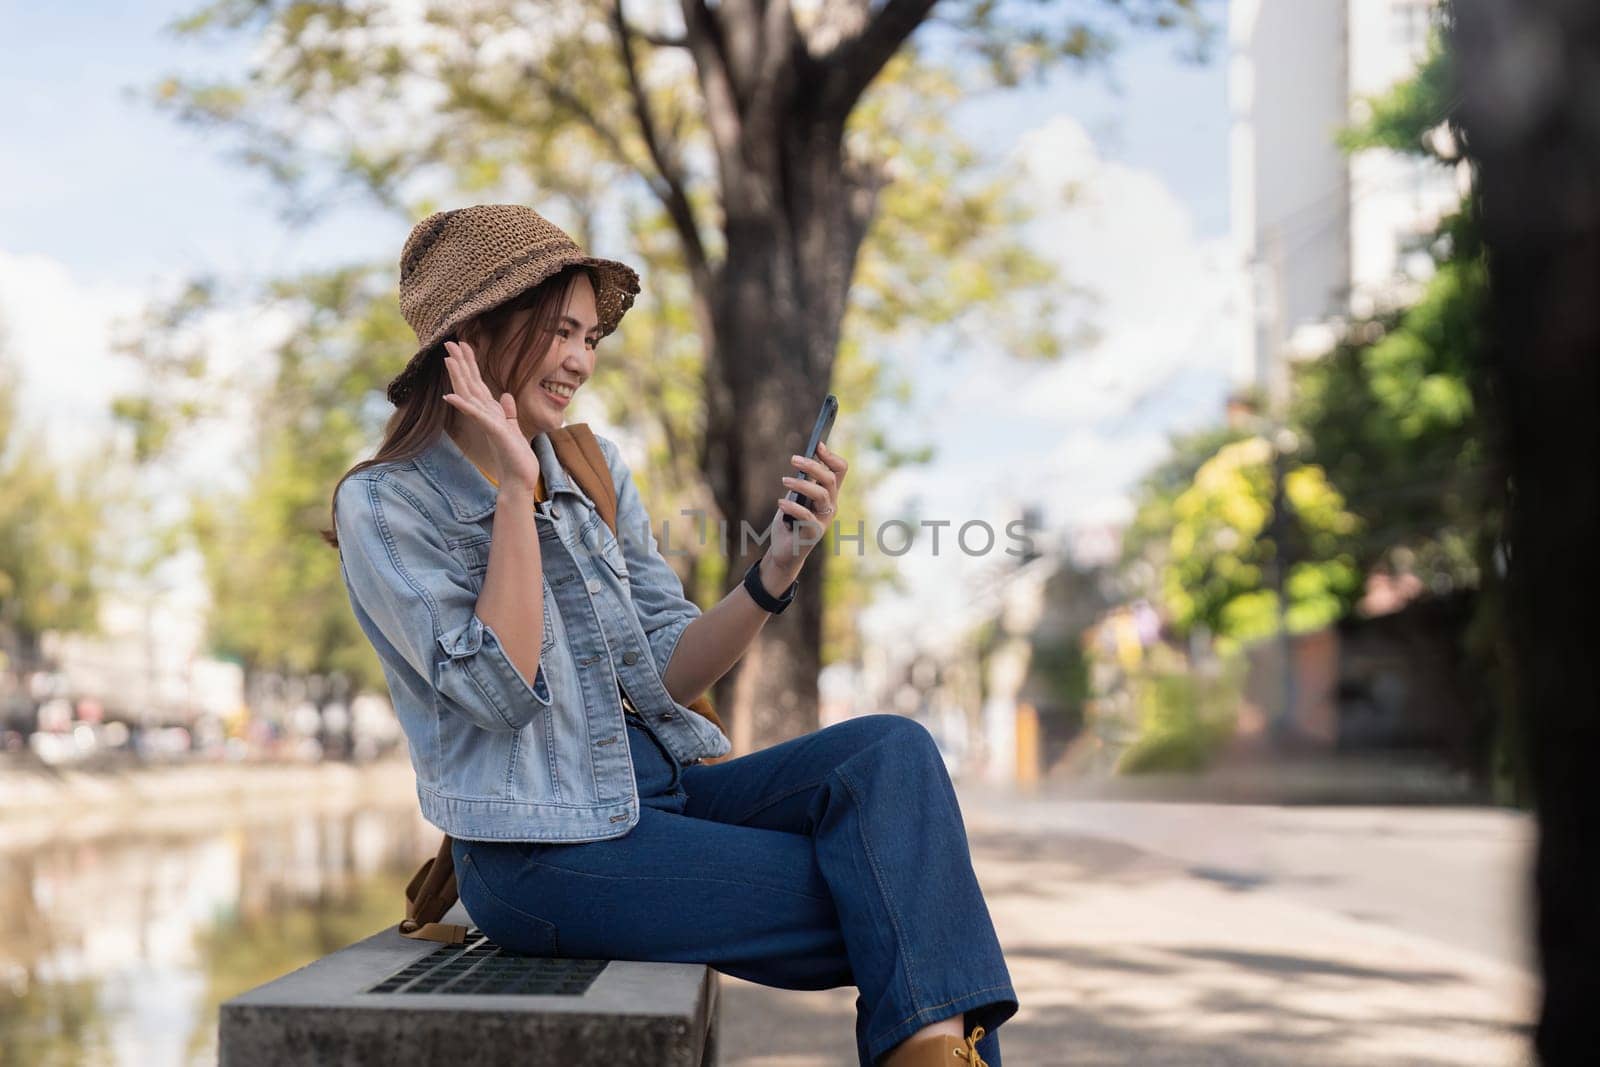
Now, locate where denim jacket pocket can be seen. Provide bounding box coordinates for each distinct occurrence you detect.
[454,535,492,575]
[599,538,629,584]
[576,512,630,585]
[455,533,556,659]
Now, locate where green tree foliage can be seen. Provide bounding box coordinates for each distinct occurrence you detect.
[108,267,413,692]
[1296,28,1489,590]
[141,0,1113,377]
[194,269,410,691]
[1119,422,1253,598]
[0,328,112,675]
[1162,437,1361,645]
[1299,24,1515,797]
[1292,208,1489,587]
[1115,643,1244,773]
[1336,31,1456,155]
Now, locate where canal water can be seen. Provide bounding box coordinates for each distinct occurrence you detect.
[0,796,434,1066]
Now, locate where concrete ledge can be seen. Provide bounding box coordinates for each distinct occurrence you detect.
[220,903,719,1066]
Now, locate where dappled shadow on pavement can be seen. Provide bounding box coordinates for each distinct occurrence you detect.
[713,825,1536,1066]
[1169,946,1463,983]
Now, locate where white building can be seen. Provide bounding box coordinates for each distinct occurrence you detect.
[40,589,244,725]
[1230,0,1467,407]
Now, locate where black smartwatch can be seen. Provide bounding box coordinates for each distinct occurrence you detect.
[743,558,798,615]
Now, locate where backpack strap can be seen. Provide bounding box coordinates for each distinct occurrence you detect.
[400,834,468,944]
[547,424,617,533]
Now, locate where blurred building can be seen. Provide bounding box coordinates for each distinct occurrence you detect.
[39,590,243,728]
[852,520,1115,789]
[1230,0,1466,408]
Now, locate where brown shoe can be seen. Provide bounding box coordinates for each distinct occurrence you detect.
[881,1024,989,1067]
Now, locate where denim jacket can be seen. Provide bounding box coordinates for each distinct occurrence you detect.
[334,428,732,843]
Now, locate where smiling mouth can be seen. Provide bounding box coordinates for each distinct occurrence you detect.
[541,380,577,400]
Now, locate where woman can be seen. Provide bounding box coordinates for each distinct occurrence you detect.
[324,205,1017,1066]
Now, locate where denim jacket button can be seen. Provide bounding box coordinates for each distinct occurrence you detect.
[586,579,601,595]
[622,650,639,665]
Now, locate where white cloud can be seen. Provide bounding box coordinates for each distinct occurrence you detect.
[0,249,295,492]
[1007,116,1237,429]
[0,250,147,465]
[860,115,1240,645]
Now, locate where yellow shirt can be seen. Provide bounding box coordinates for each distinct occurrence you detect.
[466,459,547,503]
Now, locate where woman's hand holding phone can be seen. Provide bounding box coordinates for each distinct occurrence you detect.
[767,439,848,582]
[440,339,543,495]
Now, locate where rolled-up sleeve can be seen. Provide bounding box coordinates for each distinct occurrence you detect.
[599,437,703,681]
[335,474,552,733]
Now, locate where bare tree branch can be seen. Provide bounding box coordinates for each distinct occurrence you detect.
[749,0,802,130]
[679,0,747,204]
[639,28,689,48]
[816,0,942,115]
[610,0,710,284]
[721,0,764,101]
[519,60,644,174]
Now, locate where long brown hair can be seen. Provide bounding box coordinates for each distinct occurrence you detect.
[320,264,599,549]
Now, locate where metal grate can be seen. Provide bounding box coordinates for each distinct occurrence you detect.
[367,928,608,996]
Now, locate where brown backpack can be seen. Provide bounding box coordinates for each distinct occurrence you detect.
[400,423,730,944]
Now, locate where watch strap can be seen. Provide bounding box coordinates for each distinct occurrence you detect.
[743,558,797,615]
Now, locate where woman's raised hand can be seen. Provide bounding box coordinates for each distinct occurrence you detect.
[440,339,543,494]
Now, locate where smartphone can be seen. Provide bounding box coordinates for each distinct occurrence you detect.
[782,394,839,529]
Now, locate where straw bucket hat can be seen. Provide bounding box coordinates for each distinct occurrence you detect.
[386,204,642,406]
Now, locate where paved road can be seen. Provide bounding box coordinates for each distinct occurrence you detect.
[968,793,1538,972]
[715,789,1538,1066]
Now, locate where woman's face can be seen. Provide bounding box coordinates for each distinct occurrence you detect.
[497,272,601,439]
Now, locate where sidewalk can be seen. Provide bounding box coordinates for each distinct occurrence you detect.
[1038,750,1489,806]
[713,785,1537,1066]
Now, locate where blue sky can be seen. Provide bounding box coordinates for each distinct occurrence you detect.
[0,0,398,288]
[945,9,1229,238]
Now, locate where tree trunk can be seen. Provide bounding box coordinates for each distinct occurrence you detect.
[700,114,878,750]
[1455,2,1600,1061]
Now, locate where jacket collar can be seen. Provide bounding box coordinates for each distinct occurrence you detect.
[415,429,595,523]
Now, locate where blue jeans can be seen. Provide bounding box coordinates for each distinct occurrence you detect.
[452,712,1018,1066]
